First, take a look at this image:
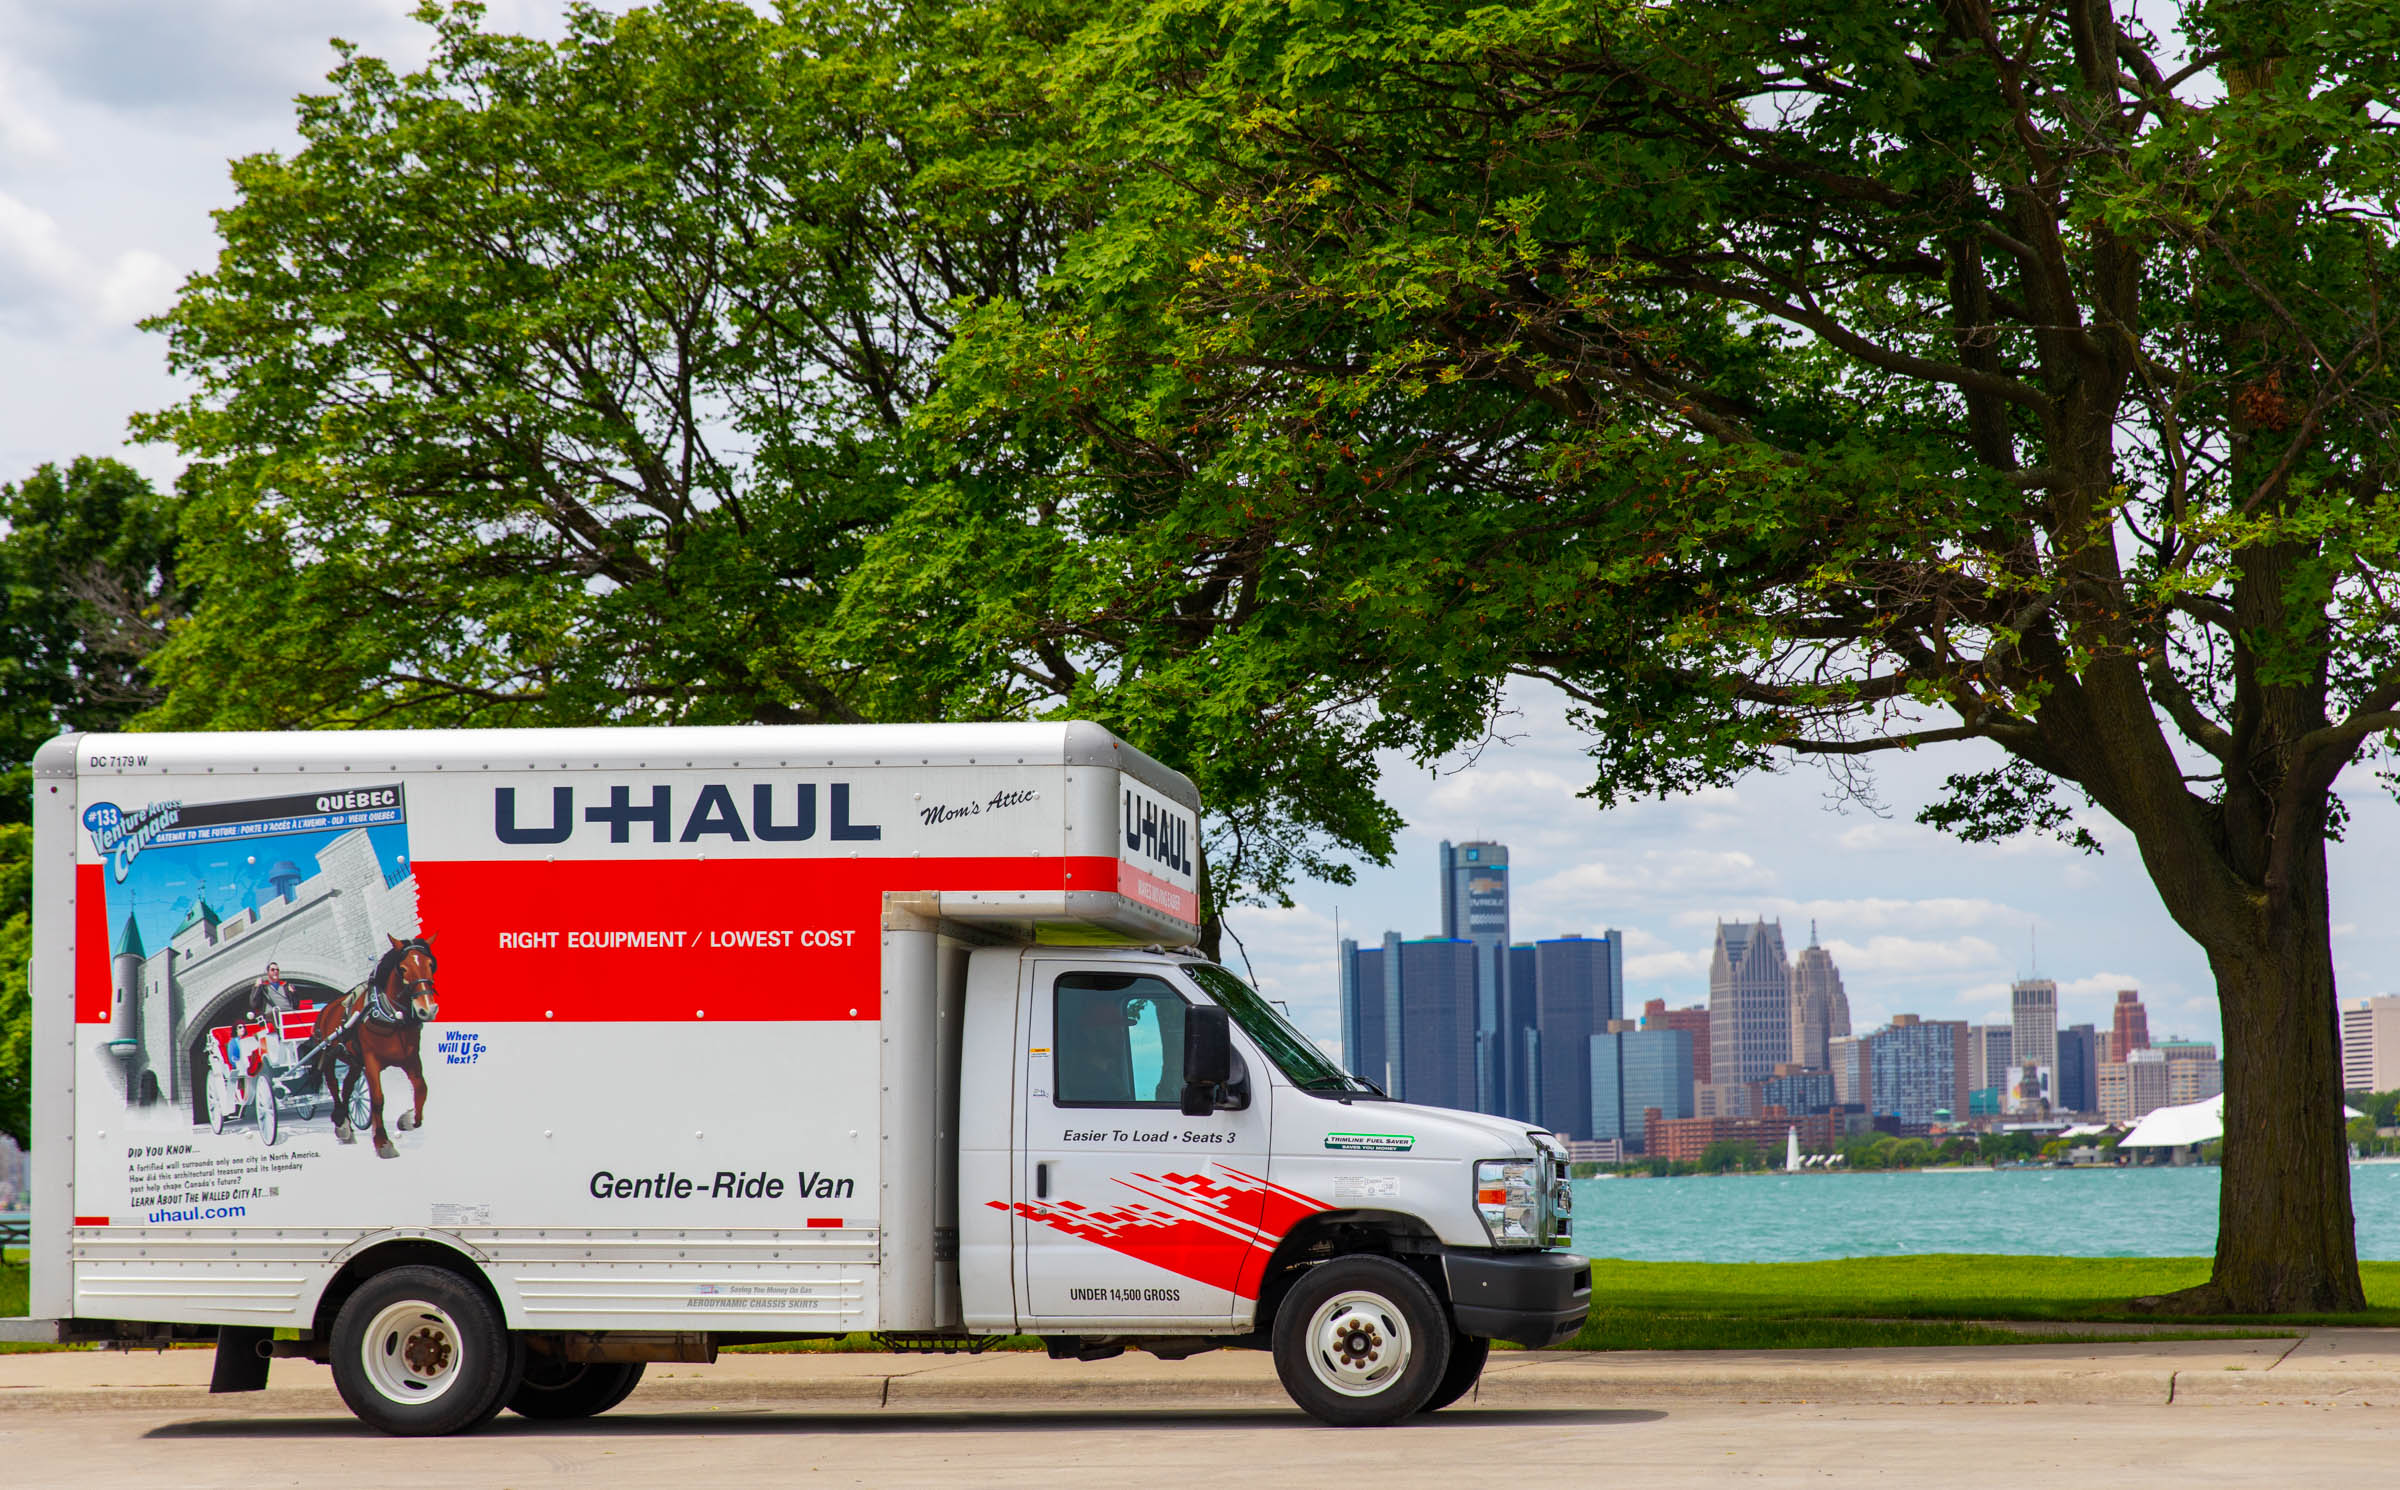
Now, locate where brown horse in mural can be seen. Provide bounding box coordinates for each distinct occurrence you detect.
[312,934,439,1160]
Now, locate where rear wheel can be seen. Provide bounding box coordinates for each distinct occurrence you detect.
[509,1358,647,1419]
[329,1265,513,1436]
[1418,1335,1490,1413]
[1271,1255,1452,1426]
[255,1079,278,1147]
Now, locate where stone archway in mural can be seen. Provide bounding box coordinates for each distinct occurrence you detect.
[181,973,350,1127]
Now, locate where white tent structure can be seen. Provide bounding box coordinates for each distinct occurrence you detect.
[2118,1094,2364,1149]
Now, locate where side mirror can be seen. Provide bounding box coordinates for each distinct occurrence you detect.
[1181,1005,1233,1117]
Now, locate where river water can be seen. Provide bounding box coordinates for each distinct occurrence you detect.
[1568,1162,2400,1262]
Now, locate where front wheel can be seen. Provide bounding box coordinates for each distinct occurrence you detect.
[329,1265,514,1436]
[509,1358,646,1419]
[1418,1334,1490,1413]
[256,1079,279,1147]
[1271,1255,1452,1426]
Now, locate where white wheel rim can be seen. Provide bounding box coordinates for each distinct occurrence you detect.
[359,1300,465,1407]
[1304,1289,1414,1398]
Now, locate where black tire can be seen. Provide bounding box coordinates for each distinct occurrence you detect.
[1271,1255,1453,1426]
[509,1358,647,1419]
[329,1265,513,1436]
[1417,1335,1489,1413]
[470,1331,530,1429]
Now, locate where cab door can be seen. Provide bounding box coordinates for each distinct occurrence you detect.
[1013,961,1271,1330]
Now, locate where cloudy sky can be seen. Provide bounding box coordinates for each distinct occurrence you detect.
[5,3,2393,1064]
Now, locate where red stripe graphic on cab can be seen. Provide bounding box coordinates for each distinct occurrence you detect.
[991,1166,1326,1300]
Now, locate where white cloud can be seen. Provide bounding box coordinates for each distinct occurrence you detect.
[0,189,178,333]
[1823,934,2001,976]
[0,60,63,162]
[1520,850,1778,919]
[1956,981,2013,1011]
[1625,950,1707,981]
[2055,972,2146,1000]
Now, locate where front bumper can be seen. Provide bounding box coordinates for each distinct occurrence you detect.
[1441,1248,1591,1348]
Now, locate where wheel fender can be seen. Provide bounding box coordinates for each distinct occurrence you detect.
[303,1231,513,1338]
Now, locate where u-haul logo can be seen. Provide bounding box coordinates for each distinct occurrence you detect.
[494,783,882,845]
[1121,783,1193,878]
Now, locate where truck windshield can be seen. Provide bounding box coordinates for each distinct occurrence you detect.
[1181,962,1380,1095]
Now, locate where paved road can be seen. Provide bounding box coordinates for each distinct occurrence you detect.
[0,1397,2380,1489]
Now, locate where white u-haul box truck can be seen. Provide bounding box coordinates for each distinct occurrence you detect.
[18,722,1586,1432]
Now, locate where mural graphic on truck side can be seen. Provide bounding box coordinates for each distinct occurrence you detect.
[86,785,448,1179]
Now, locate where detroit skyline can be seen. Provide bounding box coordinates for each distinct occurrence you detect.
[1221,682,2400,1068]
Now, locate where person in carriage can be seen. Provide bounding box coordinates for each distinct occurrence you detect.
[221,964,296,1098]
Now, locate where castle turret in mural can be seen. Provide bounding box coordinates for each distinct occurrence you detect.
[105,913,146,1101]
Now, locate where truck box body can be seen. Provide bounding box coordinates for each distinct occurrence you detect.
[34,723,1197,1338]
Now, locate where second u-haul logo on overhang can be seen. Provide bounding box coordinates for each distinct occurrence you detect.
[1121,784,1193,877]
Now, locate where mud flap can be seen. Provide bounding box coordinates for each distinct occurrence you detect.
[209,1326,273,1393]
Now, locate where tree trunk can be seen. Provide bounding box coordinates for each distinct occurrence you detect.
[2161,834,2363,1313]
[1195,840,1222,963]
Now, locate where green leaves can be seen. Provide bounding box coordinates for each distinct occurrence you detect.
[0,455,182,1144]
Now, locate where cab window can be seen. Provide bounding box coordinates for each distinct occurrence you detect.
[1053,972,1190,1107]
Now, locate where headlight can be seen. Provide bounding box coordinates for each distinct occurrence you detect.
[1474,1159,1541,1246]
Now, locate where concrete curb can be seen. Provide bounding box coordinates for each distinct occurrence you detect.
[5,1333,2397,1416]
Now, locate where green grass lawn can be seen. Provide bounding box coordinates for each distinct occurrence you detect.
[8,1251,2390,1354]
[1568,1255,2400,1350]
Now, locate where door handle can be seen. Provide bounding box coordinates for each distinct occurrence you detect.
[1036,1162,1051,1199]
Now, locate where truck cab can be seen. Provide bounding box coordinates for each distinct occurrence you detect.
[962,945,1587,1420]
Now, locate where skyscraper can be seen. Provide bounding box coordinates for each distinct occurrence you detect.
[1590,1023,1694,1147]
[2100,1046,2172,1121]
[2056,1023,2098,1114]
[2341,996,2400,1092]
[1710,918,1791,1085]
[1441,841,1515,1116]
[1969,1024,2015,1095]
[1787,924,1850,1070]
[1828,1033,1871,1109]
[1866,1014,1971,1126]
[1396,936,1478,1109]
[1339,932,1408,1095]
[2011,977,2059,1078]
[1641,998,1711,1086]
[2112,989,2151,1055]
[1339,936,1389,1093]
[1531,931,1624,1139]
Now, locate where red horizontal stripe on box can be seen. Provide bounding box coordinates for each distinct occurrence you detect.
[807,1217,842,1229]
[77,852,1198,1025]
[407,854,1124,1024]
[73,1216,108,1227]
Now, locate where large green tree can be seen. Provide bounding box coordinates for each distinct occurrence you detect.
[0,458,185,1144]
[917,0,2400,1311]
[138,0,1399,946]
